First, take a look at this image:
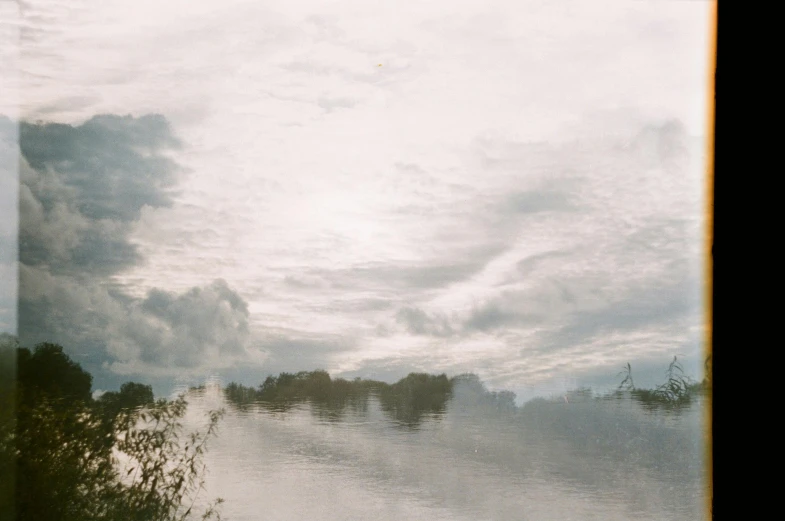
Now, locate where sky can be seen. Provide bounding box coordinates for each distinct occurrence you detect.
[0,0,714,401]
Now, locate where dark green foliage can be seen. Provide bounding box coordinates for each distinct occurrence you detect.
[377,373,453,427]
[2,341,224,521]
[0,336,18,521]
[12,343,107,520]
[225,370,382,419]
[17,343,93,406]
[108,397,225,521]
[14,398,117,520]
[97,382,156,422]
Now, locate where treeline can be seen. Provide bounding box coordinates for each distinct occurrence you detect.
[224,370,454,426]
[224,370,516,426]
[224,355,711,428]
[0,339,224,521]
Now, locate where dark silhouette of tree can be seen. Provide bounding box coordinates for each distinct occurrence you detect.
[224,371,455,426]
[373,373,453,427]
[17,343,92,406]
[0,335,18,521]
[97,382,155,422]
[4,340,224,521]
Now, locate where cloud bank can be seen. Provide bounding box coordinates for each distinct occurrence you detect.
[13,115,264,383]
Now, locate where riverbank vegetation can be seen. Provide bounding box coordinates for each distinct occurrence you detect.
[0,334,711,520]
[0,339,225,521]
[608,355,711,411]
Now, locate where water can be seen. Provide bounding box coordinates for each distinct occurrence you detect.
[182,383,709,521]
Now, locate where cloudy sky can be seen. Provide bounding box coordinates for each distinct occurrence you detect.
[1,0,714,400]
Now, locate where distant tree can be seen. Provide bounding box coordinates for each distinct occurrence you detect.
[224,370,454,426]
[98,382,155,422]
[378,373,453,427]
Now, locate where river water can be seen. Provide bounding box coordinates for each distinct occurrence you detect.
[181,382,710,521]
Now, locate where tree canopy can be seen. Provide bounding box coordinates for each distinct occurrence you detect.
[1,341,224,521]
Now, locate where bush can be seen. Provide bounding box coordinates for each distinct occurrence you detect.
[5,341,225,521]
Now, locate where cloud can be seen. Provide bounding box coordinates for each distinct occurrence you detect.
[18,114,183,276]
[514,250,574,278]
[316,96,358,113]
[14,114,263,380]
[5,0,711,397]
[503,189,576,215]
[18,261,260,378]
[532,272,702,357]
[20,115,181,220]
[338,117,707,392]
[296,243,509,296]
[395,306,454,337]
[0,116,19,333]
[463,301,537,333]
[253,334,356,374]
[106,279,253,374]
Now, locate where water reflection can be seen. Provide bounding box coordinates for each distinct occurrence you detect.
[186,374,709,521]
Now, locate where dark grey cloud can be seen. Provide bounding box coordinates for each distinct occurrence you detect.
[20,114,181,221]
[13,114,258,381]
[18,114,183,276]
[17,264,130,370]
[18,262,255,377]
[0,116,19,333]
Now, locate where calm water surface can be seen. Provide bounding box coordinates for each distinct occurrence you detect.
[182,384,709,521]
